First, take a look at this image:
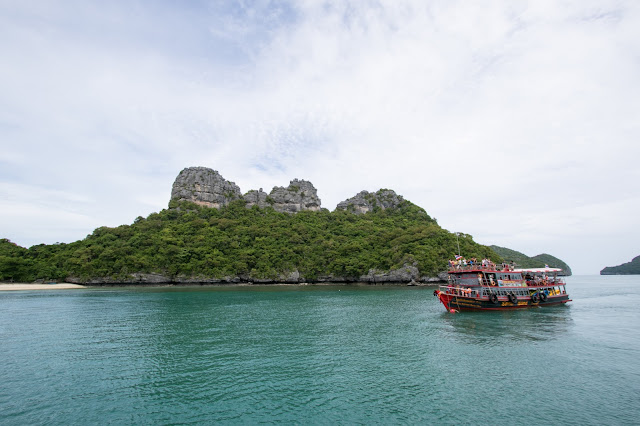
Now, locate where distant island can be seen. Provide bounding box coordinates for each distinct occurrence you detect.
[0,166,571,285]
[490,246,572,275]
[600,256,640,275]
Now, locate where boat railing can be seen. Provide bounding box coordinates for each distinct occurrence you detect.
[447,265,566,285]
[438,285,479,297]
[448,264,502,272]
[438,283,567,298]
[525,278,565,286]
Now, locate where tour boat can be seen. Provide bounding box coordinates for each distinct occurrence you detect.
[433,261,571,312]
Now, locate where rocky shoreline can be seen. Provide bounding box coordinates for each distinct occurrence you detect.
[65,265,448,286]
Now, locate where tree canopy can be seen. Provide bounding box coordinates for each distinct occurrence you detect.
[1,200,501,283]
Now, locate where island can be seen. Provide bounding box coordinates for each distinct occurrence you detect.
[490,246,572,276]
[0,166,571,285]
[600,256,640,275]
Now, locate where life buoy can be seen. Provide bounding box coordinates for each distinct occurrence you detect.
[540,292,548,302]
[531,293,540,304]
[489,293,499,304]
[508,293,517,304]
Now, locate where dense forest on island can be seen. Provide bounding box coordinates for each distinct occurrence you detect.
[0,200,500,284]
[600,256,640,275]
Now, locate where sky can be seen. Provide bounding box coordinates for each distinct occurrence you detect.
[1,0,639,275]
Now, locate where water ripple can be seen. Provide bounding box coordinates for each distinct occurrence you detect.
[1,280,639,424]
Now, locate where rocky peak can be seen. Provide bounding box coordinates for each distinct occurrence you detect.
[170,167,321,213]
[170,167,242,208]
[267,179,322,213]
[336,189,405,214]
[243,188,269,209]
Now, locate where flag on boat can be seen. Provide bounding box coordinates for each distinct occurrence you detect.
[455,255,463,260]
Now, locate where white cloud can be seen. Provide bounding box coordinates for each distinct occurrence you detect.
[1,0,639,274]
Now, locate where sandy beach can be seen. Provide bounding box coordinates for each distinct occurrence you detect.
[0,283,86,291]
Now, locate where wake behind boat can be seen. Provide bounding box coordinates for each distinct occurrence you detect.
[434,258,571,312]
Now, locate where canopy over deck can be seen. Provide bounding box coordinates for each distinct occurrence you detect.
[513,268,562,273]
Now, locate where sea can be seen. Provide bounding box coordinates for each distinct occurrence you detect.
[1,275,639,425]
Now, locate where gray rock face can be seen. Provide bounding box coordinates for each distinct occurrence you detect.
[244,188,269,209]
[360,263,420,283]
[171,167,242,208]
[336,189,405,214]
[267,179,321,213]
[170,167,321,213]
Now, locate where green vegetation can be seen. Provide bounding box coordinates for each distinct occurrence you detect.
[490,245,572,275]
[0,200,499,283]
[601,256,640,275]
[0,239,32,282]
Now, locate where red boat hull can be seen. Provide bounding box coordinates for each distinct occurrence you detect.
[436,291,571,312]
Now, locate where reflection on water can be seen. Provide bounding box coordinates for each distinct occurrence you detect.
[440,304,574,344]
[1,277,639,425]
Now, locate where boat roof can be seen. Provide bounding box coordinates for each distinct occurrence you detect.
[513,267,562,273]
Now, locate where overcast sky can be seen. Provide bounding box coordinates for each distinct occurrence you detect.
[1,0,639,274]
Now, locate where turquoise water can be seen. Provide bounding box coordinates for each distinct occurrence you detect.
[1,276,639,425]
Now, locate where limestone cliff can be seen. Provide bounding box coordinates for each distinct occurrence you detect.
[266,179,321,213]
[171,167,322,213]
[171,167,242,208]
[336,189,405,214]
[243,188,269,209]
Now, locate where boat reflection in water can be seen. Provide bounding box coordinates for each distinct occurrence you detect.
[438,304,574,345]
